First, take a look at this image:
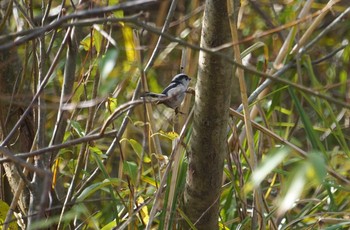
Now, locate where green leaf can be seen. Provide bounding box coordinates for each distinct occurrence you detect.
[77,178,122,202]
[31,204,86,229]
[99,49,119,80]
[250,147,290,188]
[110,0,124,18]
[71,82,84,103]
[307,151,326,183]
[323,221,350,230]
[89,146,103,155]
[70,120,85,137]
[0,200,17,230]
[93,27,103,54]
[101,219,117,230]
[339,70,347,94]
[80,34,92,51]
[241,41,266,58]
[123,161,138,184]
[92,152,109,178]
[303,55,321,87]
[288,88,324,151]
[177,208,198,230]
[120,138,143,158]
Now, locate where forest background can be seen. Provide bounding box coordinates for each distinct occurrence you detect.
[0,0,350,229]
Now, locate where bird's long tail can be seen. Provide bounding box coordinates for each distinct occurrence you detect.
[140,92,166,98]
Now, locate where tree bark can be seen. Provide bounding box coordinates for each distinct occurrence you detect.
[0,29,33,216]
[183,0,233,229]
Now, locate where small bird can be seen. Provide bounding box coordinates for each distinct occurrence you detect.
[142,73,191,113]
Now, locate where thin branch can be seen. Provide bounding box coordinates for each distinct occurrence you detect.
[301,6,350,53]
[4,10,347,113]
[0,0,158,50]
[0,27,72,147]
[0,147,49,176]
[2,12,349,151]
[291,0,341,54]
[0,130,118,163]
[227,1,264,228]
[146,107,194,230]
[229,108,350,185]
[75,0,182,199]
[0,0,14,32]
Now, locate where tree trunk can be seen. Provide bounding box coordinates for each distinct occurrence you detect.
[183,0,233,229]
[0,29,33,216]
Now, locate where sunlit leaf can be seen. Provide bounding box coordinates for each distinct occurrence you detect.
[133,120,148,127]
[89,146,103,155]
[154,130,179,140]
[141,176,157,187]
[51,157,60,189]
[90,146,107,160]
[277,163,307,216]
[143,155,151,163]
[101,219,117,230]
[0,200,17,230]
[137,196,149,225]
[110,0,124,18]
[330,153,350,180]
[99,49,119,80]
[106,97,118,113]
[80,34,92,51]
[249,147,290,189]
[93,28,103,54]
[122,25,135,63]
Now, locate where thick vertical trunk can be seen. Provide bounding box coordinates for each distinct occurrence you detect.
[183,0,233,229]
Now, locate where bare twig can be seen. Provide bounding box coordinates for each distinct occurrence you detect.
[0,27,72,147]
[227,1,264,228]
[0,130,118,163]
[146,107,194,230]
[229,108,350,185]
[76,0,183,199]
[0,147,49,176]
[0,0,157,50]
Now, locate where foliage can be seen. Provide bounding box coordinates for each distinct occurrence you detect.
[0,0,349,229]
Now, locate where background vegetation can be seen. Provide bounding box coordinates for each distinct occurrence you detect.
[0,0,349,229]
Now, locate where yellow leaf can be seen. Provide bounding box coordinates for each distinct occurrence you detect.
[93,29,103,54]
[137,196,149,225]
[122,26,136,63]
[105,97,118,113]
[80,35,92,51]
[51,157,61,189]
[153,130,179,140]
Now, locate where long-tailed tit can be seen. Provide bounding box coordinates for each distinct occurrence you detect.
[142,73,191,113]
